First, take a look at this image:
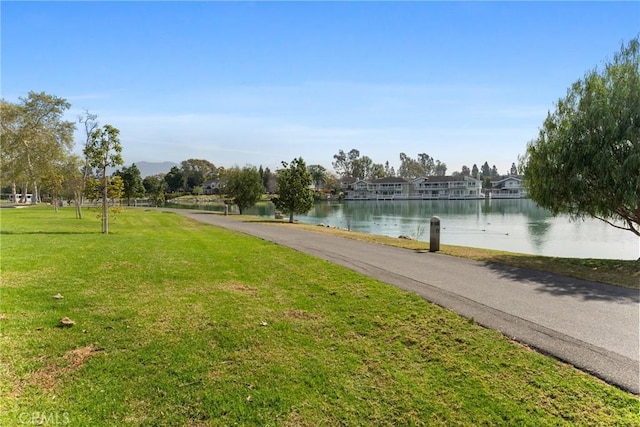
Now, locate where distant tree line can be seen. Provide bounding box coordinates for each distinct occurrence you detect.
[328,148,522,189]
[5,34,637,238]
[0,92,520,212]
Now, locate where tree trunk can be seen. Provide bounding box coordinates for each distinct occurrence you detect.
[74,188,83,219]
[102,166,108,234]
[20,183,28,203]
[11,183,17,204]
[24,152,35,204]
[32,181,39,204]
[289,211,294,223]
[77,161,90,220]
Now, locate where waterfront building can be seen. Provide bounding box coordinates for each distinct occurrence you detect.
[343,175,485,200]
[489,175,527,199]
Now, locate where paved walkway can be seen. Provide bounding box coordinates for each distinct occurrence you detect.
[169,209,640,394]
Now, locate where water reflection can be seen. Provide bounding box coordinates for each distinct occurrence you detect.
[527,220,552,252]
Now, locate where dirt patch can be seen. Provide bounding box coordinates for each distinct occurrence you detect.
[284,309,321,321]
[100,261,139,271]
[233,285,258,294]
[12,344,101,398]
[221,281,259,296]
[64,344,100,369]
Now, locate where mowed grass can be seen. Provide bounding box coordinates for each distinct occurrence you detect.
[0,207,638,425]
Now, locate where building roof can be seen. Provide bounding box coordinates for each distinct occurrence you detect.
[339,177,358,184]
[423,175,479,183]
[347,175,483,185]
[369,177,409,184]
[490,175,523,183]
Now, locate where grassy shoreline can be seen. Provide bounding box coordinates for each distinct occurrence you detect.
[229,213,640,289]
[165,196,639,288]
[1,207,638,425]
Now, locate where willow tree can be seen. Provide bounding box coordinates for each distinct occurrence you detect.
[525,38,640,237]
[84,125,123,234]
[273,157,314,223]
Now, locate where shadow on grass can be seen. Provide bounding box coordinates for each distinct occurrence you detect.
[242,219,290,224]
[182,211,219,215]
[185,211,287,224]
[483,260,640,304]
[0,231,100,235]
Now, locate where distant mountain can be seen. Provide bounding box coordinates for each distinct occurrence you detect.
[133,161,179,178]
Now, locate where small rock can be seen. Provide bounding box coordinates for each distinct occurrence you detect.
[53,293,63,299]
[58,317,75,327]
[260,321,268,327]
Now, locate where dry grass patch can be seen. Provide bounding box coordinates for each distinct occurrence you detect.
[283,309,322,321]
[220,281,260,296]
[99,261,140,271]
[0,271,42,288]
[64,344,100,369]
[13,344,101,398]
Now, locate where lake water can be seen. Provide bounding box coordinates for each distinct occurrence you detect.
[241,199,638,260]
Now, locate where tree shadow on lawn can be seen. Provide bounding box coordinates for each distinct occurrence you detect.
[186,211,286,223]
[0,231,100,235]
[483,261,640,304]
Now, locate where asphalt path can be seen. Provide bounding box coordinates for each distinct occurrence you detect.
[168,209,640,394]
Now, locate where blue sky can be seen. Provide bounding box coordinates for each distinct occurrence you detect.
[2,1,639,175]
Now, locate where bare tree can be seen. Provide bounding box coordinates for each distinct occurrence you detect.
[74,110,99,218]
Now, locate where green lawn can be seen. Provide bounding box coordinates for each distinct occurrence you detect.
[1,207,638,425]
